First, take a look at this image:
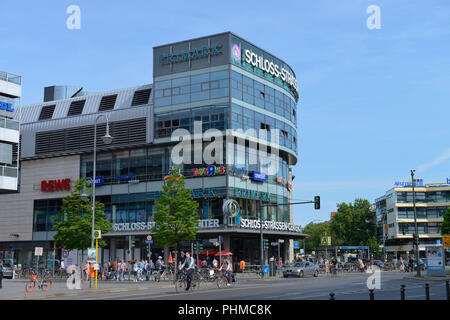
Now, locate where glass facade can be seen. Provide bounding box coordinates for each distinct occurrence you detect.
[154,70,229,107]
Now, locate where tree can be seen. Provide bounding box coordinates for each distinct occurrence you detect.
[302,221,331,253]
[330,198,376,246]
[441,208,450,235]
[152,167,200,270]
[52,179,112,253]
[366,236,380,257]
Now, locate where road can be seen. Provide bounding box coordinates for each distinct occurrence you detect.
[15,271,446,300]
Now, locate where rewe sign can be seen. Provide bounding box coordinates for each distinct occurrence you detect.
[41,178,71,192]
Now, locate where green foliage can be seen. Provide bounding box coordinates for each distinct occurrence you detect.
[302,221,331,252]
[330,198,376,246]
[366,236,380,256]
[152,167,200,249]
[52,179,112,251]
[441,208,450,235]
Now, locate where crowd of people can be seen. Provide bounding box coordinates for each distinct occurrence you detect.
[75,256,167,284]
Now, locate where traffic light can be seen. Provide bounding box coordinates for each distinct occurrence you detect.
[130,239,135,248]
[412,234,418,242]
[197,241,204,252]
[263,239,269,250]
[314,196,320,210]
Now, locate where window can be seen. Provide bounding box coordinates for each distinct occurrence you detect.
[67,100,85,116]
[98,94,117,111]
[38,104,56,120]
[131,89,151,106]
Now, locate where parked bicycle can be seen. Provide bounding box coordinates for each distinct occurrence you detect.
[25,270,52,293]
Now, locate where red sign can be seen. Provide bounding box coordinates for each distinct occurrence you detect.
[41,179,71,192]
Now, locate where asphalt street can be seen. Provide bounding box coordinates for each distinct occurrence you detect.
[5,271,446,300]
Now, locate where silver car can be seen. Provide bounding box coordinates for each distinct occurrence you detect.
[283,261,319,278]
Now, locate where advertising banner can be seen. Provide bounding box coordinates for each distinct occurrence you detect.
[425,245,445,277]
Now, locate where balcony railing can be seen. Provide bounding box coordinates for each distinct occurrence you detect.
[0,166,18,178]
[0,71,21,85]
[0,118,19,130]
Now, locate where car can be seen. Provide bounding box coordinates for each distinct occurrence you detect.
[1,263,14,279]
[283,261,319,278]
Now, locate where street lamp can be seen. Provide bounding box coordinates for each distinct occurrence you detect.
[91,114,113,250]
[410,170,421,277]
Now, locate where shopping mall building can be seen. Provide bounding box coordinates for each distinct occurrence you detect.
[375,179,450,258]
[0,32,305,268]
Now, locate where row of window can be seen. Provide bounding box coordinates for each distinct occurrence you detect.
[398,222,442,235]
[397,191,450,203]
[154,105,228,138]
[231,71,297,124]
[231,104,297,152]
[397,206,449,219]
[154,70,229,107]
[37,89,151,121]
[32,193,290,232]
[80,145,290,185]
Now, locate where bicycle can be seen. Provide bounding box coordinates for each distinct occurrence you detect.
[25,271,52,293]
[216,270,237,289]
[175,269,200,293]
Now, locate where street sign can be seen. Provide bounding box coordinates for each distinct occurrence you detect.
[94,230,101,239]
[278,239,285,243]
[293,241,300,249]
[147,235,152,241]
[443,235,450,248]
[145,240,153,244]
[271,242,279,246]
[263,265,270,274]
[34,247,43,256]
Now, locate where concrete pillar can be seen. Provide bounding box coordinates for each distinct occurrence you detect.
[288,239,294,263]
[223,235,231,251]
[110,238,116,261]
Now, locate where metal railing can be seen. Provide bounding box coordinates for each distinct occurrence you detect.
[0,117,19,130]
[0,71,21,85]
[0,165,18,178]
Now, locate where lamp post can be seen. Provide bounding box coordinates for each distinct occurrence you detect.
[91,114,113,249]
[411,170,421,277]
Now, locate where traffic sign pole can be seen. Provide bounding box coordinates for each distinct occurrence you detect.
[95,238,98,290]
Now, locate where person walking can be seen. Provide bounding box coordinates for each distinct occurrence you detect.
[0,259,4,289]
[112,260,118,280]
[133,261,139,282]
[399,257,405,272]
[89,263,95,288]
[83,260,90,282]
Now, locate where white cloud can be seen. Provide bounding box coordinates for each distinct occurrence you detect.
[417,148,450,173]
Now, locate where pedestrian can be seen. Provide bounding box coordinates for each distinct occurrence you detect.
[358,258,365,272]
[112,260,118,280]
[0,259,4,289]
[133,261,138,282]
[149,259,155,275]
[83,260,90,281]
[144,260,149,281]
[201,258,208,268]
[399,257,405,272]
[89,263,95,288]
[212,257,218,269]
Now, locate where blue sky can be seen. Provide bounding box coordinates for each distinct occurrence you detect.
[2,0,450,227]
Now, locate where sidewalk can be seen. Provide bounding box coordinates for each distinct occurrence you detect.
[0,278,174,300]
[1,273,263,300]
